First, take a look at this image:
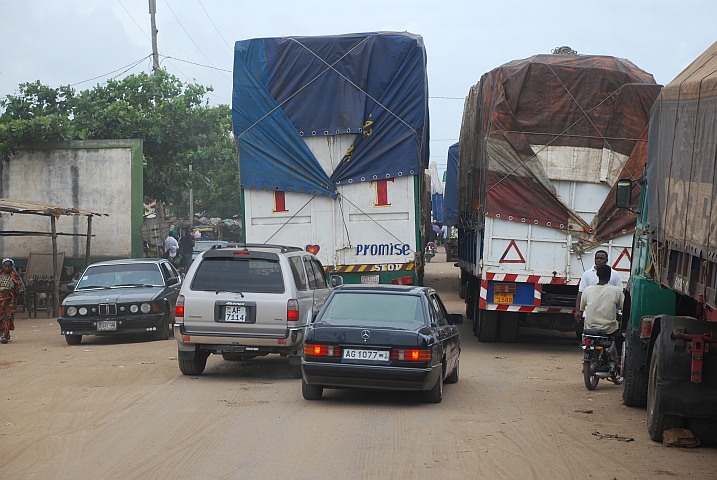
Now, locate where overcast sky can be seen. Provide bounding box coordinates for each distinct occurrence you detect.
[2,0,715,175]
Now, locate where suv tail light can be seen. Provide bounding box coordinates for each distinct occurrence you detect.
[390,349,431,361]
[287,299,299,322]
[175,295,184,323]
[304,344,341,357]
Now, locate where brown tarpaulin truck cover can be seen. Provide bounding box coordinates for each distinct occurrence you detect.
[459,53,661,247]
[647,39,717,262]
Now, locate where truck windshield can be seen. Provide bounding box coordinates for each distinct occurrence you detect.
[319,292,425,327]
[77,264,164,289]
[191,258,285,294]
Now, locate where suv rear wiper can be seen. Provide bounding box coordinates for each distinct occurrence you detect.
[201,289,244,297]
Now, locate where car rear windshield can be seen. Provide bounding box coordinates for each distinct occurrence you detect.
[191,257,285,294]
[320,292,425,327]
[77,263,164,289]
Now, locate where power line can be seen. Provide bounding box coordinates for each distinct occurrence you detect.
[162,55,231,73]
[117,0,151,42]
[68,55,151,87]
[429,96,464,99]
[197,0,233,52]
[164,0,231,81]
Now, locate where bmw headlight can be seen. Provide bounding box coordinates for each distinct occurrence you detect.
[140,303,152,314]
[67,306,78,317]
[78,307,88,316]
[129,304,139,313]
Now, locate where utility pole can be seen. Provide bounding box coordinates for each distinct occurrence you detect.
[189,164,194,233]
[149,0,160,73]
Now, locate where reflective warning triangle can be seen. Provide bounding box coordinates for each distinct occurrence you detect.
[499,240,526,263]
[612,248,632,272]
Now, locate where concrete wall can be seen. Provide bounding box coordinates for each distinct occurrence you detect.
[0,140,144,265]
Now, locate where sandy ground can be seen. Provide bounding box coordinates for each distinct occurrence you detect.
[1,253,716,479]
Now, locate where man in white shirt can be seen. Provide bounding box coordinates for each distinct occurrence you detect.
[574,250,622,324]
[164,230,179,259]
[580,264,625,356]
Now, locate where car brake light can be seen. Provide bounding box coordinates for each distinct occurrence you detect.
[287,299,299,321]
[390,348,431,361]
[304,344,341,357]
[233,251,251,256]
[175,295,184,321]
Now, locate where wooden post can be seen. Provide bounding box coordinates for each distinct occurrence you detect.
[85,215,93,268]
[51,216,60,317]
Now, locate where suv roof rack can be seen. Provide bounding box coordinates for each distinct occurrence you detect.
[220,243,304,254]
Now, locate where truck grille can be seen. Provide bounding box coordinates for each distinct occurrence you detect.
[99,303,118,316]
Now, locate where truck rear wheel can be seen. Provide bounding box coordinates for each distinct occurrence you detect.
[476,306,498,343]
[499,312,520,342]
[622,323,648,407]
[647,333,683,442]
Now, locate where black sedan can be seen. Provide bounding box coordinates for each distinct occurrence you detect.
[301,285,462,403]
[58,259,182,345]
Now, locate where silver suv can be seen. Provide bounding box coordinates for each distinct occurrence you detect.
[174,244,339,376]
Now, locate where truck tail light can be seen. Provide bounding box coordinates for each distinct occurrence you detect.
[287,299,299,321]
[304,344,341,357]
[494,283,517,294]
[391,276,414,285]
[390,348,431,361]
[175,295,184,323]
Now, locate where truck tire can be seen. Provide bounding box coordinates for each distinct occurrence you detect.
[477,308,499,343]
[622,323,648,407]
[178,351,209,376]
[458,284,467,300]
[466,281,477,320]
[499,312,520,343]
[647,333,683,442]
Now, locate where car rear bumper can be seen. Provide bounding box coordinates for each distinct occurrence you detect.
[58,313,165,336]
[174,324,305,351]
[301,360,441,391]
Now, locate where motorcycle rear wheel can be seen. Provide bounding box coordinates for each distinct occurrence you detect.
[584,352,599,390]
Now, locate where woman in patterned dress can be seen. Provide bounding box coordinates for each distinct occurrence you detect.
[0,258,26,343]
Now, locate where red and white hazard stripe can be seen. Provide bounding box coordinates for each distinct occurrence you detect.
[478,276,575,314]
[484,272,566,284]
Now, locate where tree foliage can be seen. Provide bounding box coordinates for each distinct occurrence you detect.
[0,71,239,217]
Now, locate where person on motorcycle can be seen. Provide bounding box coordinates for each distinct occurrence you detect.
[579,264,625,359]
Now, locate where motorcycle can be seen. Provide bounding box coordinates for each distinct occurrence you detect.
[424,241,436,263]
[582,328,623,390]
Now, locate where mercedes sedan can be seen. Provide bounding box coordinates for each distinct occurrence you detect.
[301,285,462,403]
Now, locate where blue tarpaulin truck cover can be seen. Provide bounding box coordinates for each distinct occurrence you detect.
[443,142,458,226]
[232,32,430,199]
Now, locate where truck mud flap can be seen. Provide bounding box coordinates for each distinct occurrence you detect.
[653,315,717,419]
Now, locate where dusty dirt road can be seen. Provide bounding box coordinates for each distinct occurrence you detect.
[2,254,716,479]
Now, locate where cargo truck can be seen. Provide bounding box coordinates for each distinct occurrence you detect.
[457,52,661,342]
[616,40,717,444]
[443,143,459,263]
[232,32,430,285]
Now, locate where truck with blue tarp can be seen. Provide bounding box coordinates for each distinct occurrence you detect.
[232,32,431,285]
[443,143,459,262]
[615,39,717,445]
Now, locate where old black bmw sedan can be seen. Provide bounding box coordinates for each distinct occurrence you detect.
[301,285,462,403]
[58,259,182,345]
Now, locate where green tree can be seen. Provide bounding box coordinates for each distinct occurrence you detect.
[0,71,239,217]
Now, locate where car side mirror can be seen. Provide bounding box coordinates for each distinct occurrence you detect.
[166,276,180,286]
[66,283,76,292]
[447,313,464,325]
[330,275,344,288]
[615,178,632,209]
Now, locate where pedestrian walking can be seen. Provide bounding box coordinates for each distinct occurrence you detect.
[0,258,26,344]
